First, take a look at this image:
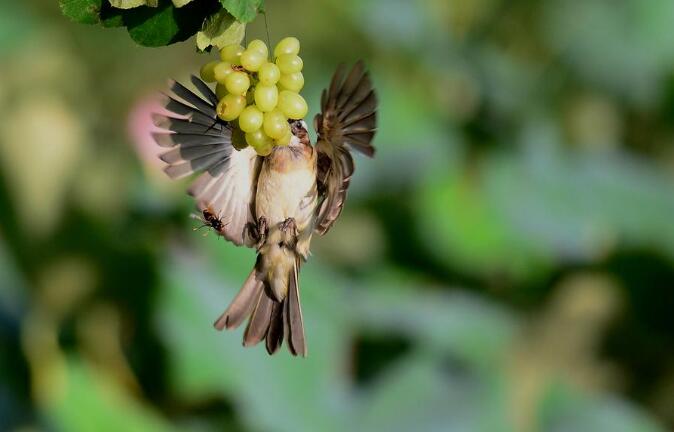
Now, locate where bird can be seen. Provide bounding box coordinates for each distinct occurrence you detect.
[152,62,377,357]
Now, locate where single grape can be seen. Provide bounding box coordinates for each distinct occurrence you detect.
[214,61,233,84]
[220,44,244,64]
[278,72,304,92]
[275,129,292,146]
[263,109,289,139]
[258,62,281,85]
[278,91,308,120]
[245,128,273,150]
[216,94,246,121]
[215,83,228,100]
[254,85,279,112]
[276,54,303,74]
[247,39,269,58]
[239,106,264,133]
[199,61,219,83]
[255,141,273,156]
[273,37,300,58]
[224,71,250,95]
[241,49,265,72]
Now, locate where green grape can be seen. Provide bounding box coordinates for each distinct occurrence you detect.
[220,44,244,64]
[273,36,300,58]
[275,129,292,146]
[255,141,273,156]
[216,94,246,121]
[263,109,289,139]
[245,128,273,152]
[239,106,264,133]
[247,39,269,58]
[199,61,219,83]
[258,62,281,85]
[278,91,308,119]
[224,71,250,95]
[254,84,279,112]
[241,49,266,72]
[275,54,303,74]
[215,83,228,100]
[214,61,233,84]
[278,72,304,92]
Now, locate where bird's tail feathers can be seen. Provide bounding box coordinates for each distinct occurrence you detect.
[214,257,306,357]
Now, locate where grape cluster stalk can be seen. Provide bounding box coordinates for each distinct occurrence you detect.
[199,37,308,156]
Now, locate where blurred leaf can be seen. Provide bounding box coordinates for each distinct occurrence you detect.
[416,172,548,281]
[196,9,245,51]
[537,382,665,432]
[48,360,174,432]
[219,0,264,23]
[543,0,674,106]
[358,354,512,432]
[59,0,103,25]
[417,119,674,281]
[347,270,517,368]
[110,0,159,8]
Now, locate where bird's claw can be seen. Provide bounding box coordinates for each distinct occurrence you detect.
[244,216,268,250]
[280,217,298,236]
[256,216,268,249]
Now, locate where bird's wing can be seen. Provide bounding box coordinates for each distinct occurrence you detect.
[153,76,262,246]
[313,61,377,235]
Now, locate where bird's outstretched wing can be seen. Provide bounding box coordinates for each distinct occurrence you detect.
[153,76,261,246]
[313,61,377,235]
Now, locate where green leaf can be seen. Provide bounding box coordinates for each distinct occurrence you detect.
[219,0,264,23]
[196,9,245,51]
[48,360,176,432]
[123,0,217,47]
[109,0,158,9]
[59,0,103,25]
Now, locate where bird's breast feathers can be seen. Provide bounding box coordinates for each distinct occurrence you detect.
[256,148,317,228]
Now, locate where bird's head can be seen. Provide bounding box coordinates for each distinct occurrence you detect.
[289,119,310,147]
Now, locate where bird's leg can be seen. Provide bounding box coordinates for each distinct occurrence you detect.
[279,217,298,248]
[244,216,267,250]
[256,216,268,249]
[244,216,269,251]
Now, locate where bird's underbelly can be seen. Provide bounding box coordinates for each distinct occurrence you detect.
[256,165,316,229]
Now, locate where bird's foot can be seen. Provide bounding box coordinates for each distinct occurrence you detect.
[244,216,268,250]
[256,216,268,249]
[280,217,298,236]
[279,217,298,249]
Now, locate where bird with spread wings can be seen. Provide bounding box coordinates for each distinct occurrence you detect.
[153,62,377,357]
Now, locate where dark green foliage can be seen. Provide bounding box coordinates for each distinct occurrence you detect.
[58,0,264,46]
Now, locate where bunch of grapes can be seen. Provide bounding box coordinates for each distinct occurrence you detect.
[199,37,307,156]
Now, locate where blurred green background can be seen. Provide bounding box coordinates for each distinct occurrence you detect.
[1,0,673,431]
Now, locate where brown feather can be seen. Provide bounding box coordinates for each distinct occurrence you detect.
[213,264,264,330]
[265,301,285,355]
[242,289,274,347]
[286,259,307,356]
[314,62,378,235]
